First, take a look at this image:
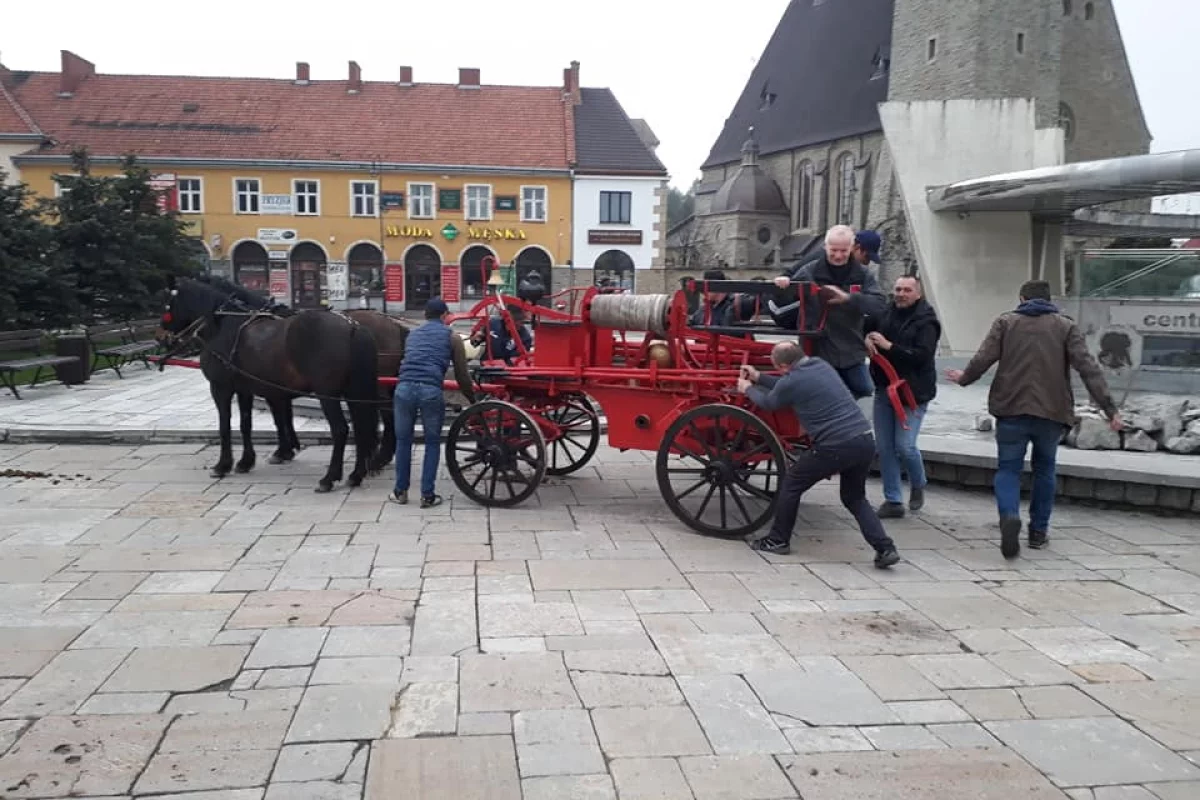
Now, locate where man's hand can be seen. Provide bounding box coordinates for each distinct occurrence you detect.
[736,378,752,394]
[773,276,791,289]
[944,368,964,384]
[866,331,891,352]
[865,337,878,358]
[1109,413,1124,432]
[820,285,850,305]
[740,365,759,383]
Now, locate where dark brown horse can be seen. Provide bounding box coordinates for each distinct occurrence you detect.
[161,277,379,492]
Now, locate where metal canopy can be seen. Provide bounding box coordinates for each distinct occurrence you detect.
[926,149,1200,217]
[1062,208,1200,238]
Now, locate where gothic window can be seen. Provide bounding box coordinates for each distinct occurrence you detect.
[1063,0,1072,15]
[796,161,815,229]
[1084,2,1094,20]
[1057,102,1076,143]
[835,153,857,226]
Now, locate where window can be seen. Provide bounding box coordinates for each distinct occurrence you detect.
[796,161,814,229]
[293,179,320,216]
[757,226,772,245]
[599,191,632,225]
[927,37,938,62]
[1063,0,1072,15]
[235,178,260,214]
[178,177,202,213]
[465,184,492,221]
[351,180,378,217]
[1084,1,1094,19]
[521,186,547,222]
[1016,32,1025,54]
[1057,102,1076,143]
[409,183,434,219]
[836,153,856,226]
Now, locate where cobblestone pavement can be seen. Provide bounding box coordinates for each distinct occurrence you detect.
[1,442,1199,798]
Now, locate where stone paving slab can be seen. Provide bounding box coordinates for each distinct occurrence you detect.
[1,440,1200,797]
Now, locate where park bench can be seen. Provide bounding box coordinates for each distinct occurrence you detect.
[0,329,81,400]
[87,318,162,378]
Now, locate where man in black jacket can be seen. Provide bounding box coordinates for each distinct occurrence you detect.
[772,225,886,398]
[865,275,942,517]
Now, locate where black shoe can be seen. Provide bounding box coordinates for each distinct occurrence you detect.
[877,502,906,519]
[909,487,925,512]
[420,494,443,509]
[874,548,901,569]
[1028,530,1049,550]
[749,536,791,555]
[1000,516,1022,560]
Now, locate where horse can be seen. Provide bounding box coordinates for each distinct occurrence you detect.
[161,277,379,492]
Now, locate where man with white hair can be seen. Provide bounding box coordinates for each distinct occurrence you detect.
[773,225,887,398]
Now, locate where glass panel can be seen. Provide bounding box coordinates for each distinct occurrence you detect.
[1079,250,1200,298]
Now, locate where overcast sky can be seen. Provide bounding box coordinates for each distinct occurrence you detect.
[3,0,1194,189]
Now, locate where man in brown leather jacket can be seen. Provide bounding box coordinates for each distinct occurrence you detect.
[946,280,1121,559]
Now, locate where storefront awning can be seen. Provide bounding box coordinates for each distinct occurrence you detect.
[1063,208,1200,238]
[927,149,1200,217]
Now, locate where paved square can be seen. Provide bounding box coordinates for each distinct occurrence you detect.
[1,439,1199,797]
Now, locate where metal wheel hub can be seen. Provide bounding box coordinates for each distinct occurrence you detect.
[705,458,737,486]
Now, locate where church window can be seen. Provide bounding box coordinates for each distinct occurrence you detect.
[927,37,937,62]
[797,161,815,230]
[1016,32,1025,54]
[836,153,857,226]
[1085,2,1094,19]
[1057,102,1076,143]
[1063,0,1072,15]
[757,226,772,245]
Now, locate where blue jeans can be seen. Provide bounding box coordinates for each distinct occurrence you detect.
[873,394,928,504]
[994,415,1066,533]
[837,363,874,399]
[394,382,446,498]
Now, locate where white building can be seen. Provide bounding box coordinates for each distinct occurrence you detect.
[564,75,668,293]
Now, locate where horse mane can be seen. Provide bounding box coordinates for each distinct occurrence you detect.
[196,274,295,316]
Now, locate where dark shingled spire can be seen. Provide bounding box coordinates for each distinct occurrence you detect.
[701,0,895,170]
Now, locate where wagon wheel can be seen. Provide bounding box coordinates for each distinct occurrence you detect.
[543,396,601,476]
[446,400,546,508]
[655,403,787,537]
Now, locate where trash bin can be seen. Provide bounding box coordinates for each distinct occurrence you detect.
[54,334,92,384]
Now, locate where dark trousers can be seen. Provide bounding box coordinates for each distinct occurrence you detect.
[768,433,895,553]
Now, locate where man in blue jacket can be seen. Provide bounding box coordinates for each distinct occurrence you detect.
[473,305,533,365]
[772,225,886,398]
[738,341,900,568]
[391,297,475,509]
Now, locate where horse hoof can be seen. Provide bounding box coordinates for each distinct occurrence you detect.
[210,468,230,479]
[314,482,334,494]
[348,476,364,488]
[235,462,254,474]
[268,454,293,465]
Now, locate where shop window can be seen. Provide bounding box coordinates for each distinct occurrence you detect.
[521,186,547,222]
[1142,335,1200,368]
[177,177,203,213]
[409,183,434,219]
[460,246,493,301]
[235,178,260,214]
[599,191,632,225]
[294,179,320,216]
[466,185,492,221]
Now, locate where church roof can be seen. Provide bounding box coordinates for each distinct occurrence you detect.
[710,132,788,214]
[701,0,895,170]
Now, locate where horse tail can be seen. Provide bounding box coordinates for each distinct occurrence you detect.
[346,324,380,458]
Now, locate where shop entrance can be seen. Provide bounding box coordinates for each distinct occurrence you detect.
[289,242,327,309]
[404,244,442,311]
[232,241,270,293]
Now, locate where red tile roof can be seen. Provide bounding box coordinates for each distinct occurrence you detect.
[5,64,575,170]
[0,74,41,137]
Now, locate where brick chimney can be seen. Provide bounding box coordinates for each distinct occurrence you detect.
[458,68,481,89]
[563,60,581,105]
[295,62,310,85]
[348,61,362,93]
[59,50,95,97]
[398,66,413,86]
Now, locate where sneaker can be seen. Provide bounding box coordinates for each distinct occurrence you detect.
[874,548,901,569]
[388,490,408,505]
[1000,516,1022,560]
[748,536,791,555]
[877,502,906,519]
[909,487,925,512]
[1028,530,1049,550]
[420,494,443,509]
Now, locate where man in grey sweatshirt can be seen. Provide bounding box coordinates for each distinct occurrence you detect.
[739,342,900,568]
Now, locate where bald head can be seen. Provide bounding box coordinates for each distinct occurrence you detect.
[824,225,855,266]
[771,341,805,369]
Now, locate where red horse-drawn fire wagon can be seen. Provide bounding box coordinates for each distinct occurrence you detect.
[439,258,916,538]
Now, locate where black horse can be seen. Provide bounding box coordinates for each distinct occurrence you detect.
[161,277,380,492]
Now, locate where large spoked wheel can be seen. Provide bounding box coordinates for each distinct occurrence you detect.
[446,400,547,508]
[542,396,601,477]
[655,403,787,538]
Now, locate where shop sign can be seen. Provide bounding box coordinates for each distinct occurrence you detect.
[384,263,404,302]
[442,265,461,303]
[589,229,643,245]
[326,261,348,302]
[468,227,527,241]
[258,228,298,243]
[495,195,518,212]
[1109,304,1200,334]
[261,194,293,215]
[439,188,462,211]
[268,267,289,298]
[381,191,405,210]
[385,225,434,239]
[268,250,289,261]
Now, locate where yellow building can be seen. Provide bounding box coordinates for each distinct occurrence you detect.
[7,53,579,311]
